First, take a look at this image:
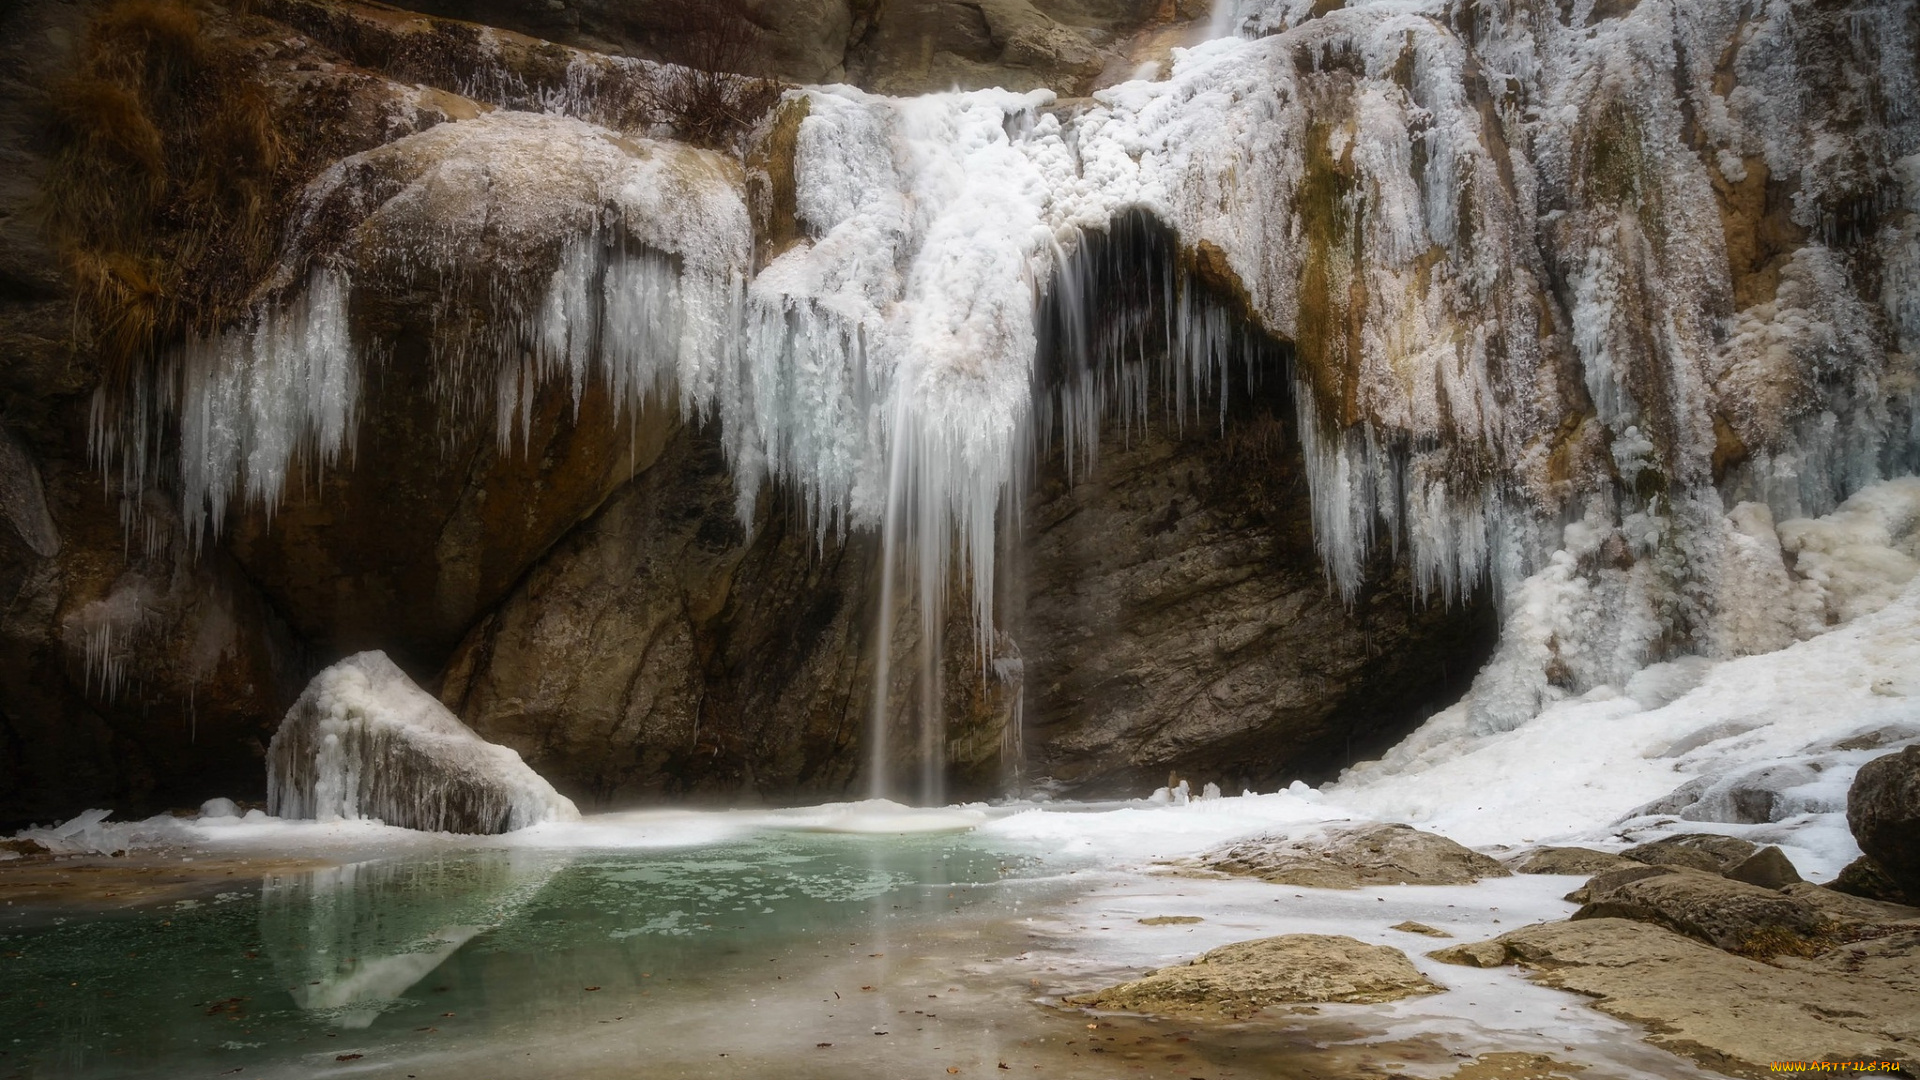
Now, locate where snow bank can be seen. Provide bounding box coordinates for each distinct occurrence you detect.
[268,651,579,834]
[1331,579,1920,879]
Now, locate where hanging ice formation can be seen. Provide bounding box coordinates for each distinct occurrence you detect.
[96,0,1920,746]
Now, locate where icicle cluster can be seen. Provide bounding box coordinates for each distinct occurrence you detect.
[175,269,358,544]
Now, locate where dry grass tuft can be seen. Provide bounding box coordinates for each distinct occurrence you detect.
[42,0,307,406]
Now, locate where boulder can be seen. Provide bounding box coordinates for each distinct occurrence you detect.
[1725,845,1803,889]
[1507,846,1640,876]
[268,652,579,834]
[1621,833,1759,874]
[1848,746,1920,898]
[1427,939,1511,968]
[1434,918,1920,1076]
[1064,934,1442,1018]
[1199,823,1510,889]
[1390,921,1452,938]
[1830,854,1912,905]
[1573,866,1835,957]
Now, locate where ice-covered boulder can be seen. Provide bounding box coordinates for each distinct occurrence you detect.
[268,652,579,834]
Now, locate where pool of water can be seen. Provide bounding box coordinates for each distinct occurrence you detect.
[2,801,1731,1080]
[0,830,1066,1080]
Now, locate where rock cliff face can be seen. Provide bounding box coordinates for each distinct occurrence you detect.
[377,0,1180,95]
[438,418,885,804]
[1018,366,1495,794]
[2,0,1915,822]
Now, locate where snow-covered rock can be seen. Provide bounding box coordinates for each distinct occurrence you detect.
[267,651,579,834]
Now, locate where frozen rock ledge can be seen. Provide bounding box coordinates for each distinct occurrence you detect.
[268,652,579,834]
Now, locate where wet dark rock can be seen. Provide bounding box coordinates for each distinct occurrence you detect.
[1830,854,1912,906]
[0,0,519,824]
[1018,361,1497,797]
[1848,746,1920,899]
[372,0,1169,95]
[439,422,1017,806]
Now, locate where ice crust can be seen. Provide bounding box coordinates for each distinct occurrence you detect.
[84,0,1920,727]
[267,651,580,834]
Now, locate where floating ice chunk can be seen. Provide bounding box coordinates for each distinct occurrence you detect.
[268,651,579,834]
[50,808,111,840]
[13,808,196,855]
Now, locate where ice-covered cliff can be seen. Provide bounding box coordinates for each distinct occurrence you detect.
[94,0,1920,752]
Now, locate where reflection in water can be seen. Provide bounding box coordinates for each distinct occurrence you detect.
[260,853,561,1028]
[0,832,1039,1079]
